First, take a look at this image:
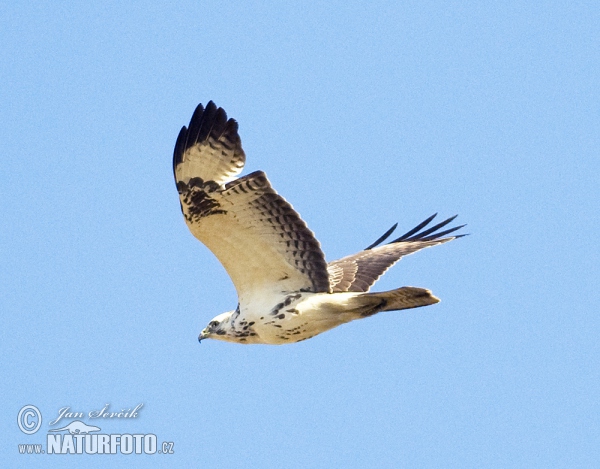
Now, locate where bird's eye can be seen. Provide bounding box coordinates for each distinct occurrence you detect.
[209,321,218,328]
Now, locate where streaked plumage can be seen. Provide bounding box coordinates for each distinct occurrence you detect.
[173,101,465,345]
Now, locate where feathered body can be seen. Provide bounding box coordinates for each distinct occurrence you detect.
[173,101,465,345]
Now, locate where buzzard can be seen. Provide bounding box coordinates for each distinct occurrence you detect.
[173,101,465,345]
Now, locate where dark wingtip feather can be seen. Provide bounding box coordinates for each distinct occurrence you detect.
[365,223,398,250]
[178,101,227,157]
[172,125,189,178]
[393,214,465,243]
[185,102,207,145]
[407,214,458,240]
[364,214,466,249]
[172,101,243,185]
[393,213,438,242]
[421,223,467,241]
[173,103,207,180]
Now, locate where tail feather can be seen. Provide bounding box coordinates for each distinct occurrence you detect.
[361,286,440,315]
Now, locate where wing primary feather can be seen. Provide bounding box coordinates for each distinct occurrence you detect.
[173,101,246,186]
[364,213,465,249]
[184,102,207,150]
[392,213,438,242]
[364,223,398,250]
[398,214,458,241]
[328,214,465,293]
[173,102,208,178]
[193,101,216,146]
[173,126,188,178]
[422,225,468,241]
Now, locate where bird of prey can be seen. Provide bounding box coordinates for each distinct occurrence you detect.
[173,101,465,345]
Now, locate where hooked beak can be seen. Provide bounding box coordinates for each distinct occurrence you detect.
[198,329,209,343]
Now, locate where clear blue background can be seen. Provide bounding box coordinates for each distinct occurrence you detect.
[2,1,598,467]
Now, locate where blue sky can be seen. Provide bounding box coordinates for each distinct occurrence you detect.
[2,1,599,467]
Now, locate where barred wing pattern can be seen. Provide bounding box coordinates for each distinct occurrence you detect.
[173,101,246,186]
[327,214,465,293]
[174,102,330,300]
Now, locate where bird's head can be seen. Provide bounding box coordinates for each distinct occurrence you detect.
[198,311,234,343]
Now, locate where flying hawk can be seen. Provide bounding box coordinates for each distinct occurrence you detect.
[173,101,465,345]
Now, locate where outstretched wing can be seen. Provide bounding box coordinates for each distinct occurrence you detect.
[174,102,330,301]
[327,214,465,292]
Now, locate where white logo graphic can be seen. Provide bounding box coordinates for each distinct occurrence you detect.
[18,405,42,435]
[48,421,101,434]
[17,403,175,456]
